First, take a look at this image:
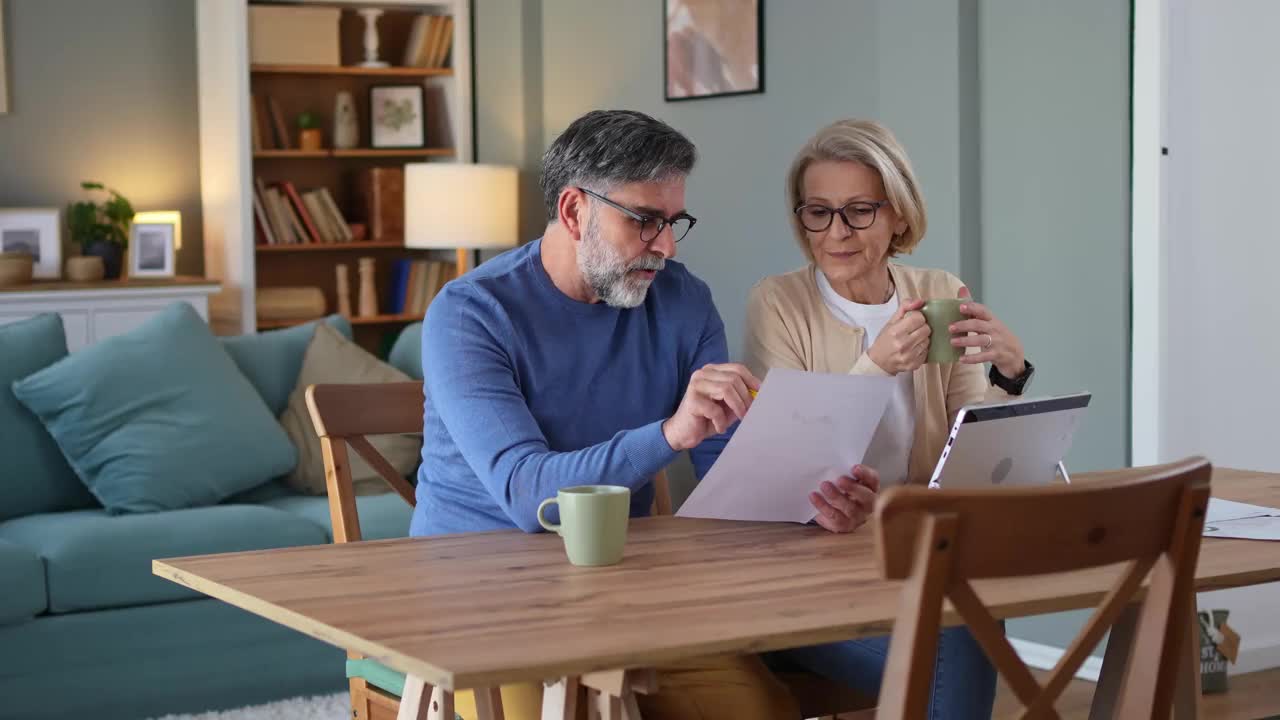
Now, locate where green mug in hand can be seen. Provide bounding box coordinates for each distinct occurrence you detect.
[920,298,967,364]
[537,485,631,567]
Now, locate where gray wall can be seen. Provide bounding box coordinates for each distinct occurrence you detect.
[0,0,203,276]
[980,0,1132,650]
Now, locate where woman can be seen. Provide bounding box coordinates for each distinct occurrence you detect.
[747,119,1036,718]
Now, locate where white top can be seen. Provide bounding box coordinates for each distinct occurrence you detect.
[816,270,916,486]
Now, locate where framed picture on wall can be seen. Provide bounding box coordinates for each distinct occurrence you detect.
[369,84,426,148]
[0,208,62,279]
[665,0,764,101]
[129,220,176,278]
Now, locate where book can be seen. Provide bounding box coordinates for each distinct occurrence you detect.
[301,191,337,243]
[431,17,455,68]
[403,14,432,67]
[280,182,323,244]
[266,97,291,150]
[387,258,411,313]
[358,167,404,241]
[317,188,353,242]
[252,190,276,245]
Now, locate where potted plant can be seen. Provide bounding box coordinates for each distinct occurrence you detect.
[297,111,323,151]
[66,181,134,280]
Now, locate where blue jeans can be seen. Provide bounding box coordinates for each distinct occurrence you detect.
[765,626,997,720]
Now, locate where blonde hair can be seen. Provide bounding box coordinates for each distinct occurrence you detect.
[786,119,927,261]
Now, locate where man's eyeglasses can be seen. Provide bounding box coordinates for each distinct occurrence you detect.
[793,200,890,233]
[578,187,697,243]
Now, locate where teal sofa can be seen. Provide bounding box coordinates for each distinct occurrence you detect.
[0,310,425,720]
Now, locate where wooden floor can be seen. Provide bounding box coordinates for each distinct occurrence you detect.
[991,667,1280,719]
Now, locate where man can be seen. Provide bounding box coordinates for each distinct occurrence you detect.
[413,109,876,720]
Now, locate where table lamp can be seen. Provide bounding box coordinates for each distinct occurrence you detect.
[404,163,519,276]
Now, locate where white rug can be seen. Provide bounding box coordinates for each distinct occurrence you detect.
[146,692,349,720]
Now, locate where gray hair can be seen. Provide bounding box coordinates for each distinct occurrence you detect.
[541,110,698,221]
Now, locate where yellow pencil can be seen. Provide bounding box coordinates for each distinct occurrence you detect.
[749,389,758,398]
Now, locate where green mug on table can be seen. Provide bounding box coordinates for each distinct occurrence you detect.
[537,485,631,566]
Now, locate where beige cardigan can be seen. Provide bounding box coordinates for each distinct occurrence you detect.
[743,263,1010,485]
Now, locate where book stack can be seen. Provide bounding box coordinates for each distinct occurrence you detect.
[254,178,353,245]
[386,259,456,316]
[402,14,455,68]
[250,95,293,151]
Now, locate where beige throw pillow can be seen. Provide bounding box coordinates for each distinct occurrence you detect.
[279,323,422,495]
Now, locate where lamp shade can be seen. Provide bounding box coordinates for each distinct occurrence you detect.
[404,163,519,250]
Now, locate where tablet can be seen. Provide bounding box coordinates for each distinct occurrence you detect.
[928,393,1092,489]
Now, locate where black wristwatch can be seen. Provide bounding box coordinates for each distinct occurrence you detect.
[990,358,1035,395]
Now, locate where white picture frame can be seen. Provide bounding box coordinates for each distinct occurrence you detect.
[0,208,62,279]
[129,221,176,277]
[369,84,426,148]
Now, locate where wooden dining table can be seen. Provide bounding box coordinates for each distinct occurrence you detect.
[153,466,1280,719]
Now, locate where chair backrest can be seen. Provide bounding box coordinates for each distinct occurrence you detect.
[873,456,1212,720]
[305,382,424,543]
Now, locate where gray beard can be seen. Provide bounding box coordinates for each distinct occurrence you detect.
[577,210,665,308]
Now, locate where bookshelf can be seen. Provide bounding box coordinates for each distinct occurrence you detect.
[195,0,474,353]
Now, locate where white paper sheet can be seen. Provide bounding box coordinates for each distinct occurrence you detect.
[1204,498,1280,541]
[676,368,895,523]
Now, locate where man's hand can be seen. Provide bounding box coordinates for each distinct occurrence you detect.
[810,465,880,533]
[662,363,761,452]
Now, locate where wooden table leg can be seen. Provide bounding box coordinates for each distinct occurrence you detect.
[398,675,432,720]
[475,686,506,720]
[429,686,455,720]
[1089,603,1139,720]
[1173,611,1204,720]
[542,677,580,720]
[580,669,652,720]
[397,676,456,720]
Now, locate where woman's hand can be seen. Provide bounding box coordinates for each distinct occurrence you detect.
[948,287,1026,379]
[866,299,929,375]
[809,465,880,534]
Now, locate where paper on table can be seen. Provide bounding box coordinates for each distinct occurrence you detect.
[1204,497,1280,541]
[676,367,895,523]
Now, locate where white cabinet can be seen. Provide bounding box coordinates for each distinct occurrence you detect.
[0,279,220,352]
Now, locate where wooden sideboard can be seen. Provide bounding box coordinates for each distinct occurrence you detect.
[0,276,221,352]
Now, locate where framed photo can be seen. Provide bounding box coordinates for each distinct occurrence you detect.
[665,0,764,102]
[129,221,176,277]
[0,208,62,279]
[369,84,426,148]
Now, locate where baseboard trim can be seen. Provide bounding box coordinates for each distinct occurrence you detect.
[1010,636,1280,681]
[1009,637,1103,682]
[1231,640,1280,676]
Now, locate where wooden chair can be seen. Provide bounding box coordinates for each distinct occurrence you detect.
[872,456,1212,720]
[305,381,463,720]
